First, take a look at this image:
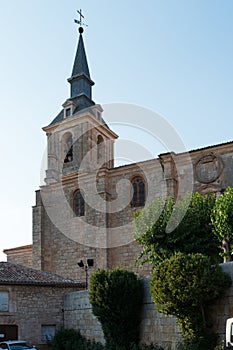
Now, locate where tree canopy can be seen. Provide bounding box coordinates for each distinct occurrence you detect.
[89,268,143,350]
[211,187,233,262]
[133,190,233,348]
[150,252,231,344]
[133,192,220,265]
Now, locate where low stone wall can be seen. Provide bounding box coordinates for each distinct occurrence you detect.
[140,279,182,349]
[63,280,182,349]
[64,290,105,344]
[63,262,233,349]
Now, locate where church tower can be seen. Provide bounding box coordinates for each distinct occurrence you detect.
[32,22,118,279]
[44,26,117,185]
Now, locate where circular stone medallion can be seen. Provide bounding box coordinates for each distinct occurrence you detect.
[195,154,223,184]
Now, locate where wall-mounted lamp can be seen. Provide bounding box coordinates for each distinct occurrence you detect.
[77,258,94,289]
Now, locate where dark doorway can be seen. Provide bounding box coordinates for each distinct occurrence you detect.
[0,325,18,341]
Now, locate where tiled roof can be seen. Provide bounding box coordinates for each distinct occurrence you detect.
[0,262,83,287]
[188,139,233,154]
[4,244,32,253]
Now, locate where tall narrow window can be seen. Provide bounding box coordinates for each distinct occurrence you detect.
[73,190,85,216]
[63,132,73,163]
[97,135,104,161]
[0,292,9,312]
[131,177,145,208]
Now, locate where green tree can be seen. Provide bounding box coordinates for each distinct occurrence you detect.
[211,187,233,262]
[89,268,143,350]
[150,253,231,347]
[133,192,219,266]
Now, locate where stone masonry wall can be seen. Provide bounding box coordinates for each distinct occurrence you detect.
[0,285,80,350]
[5,142,233,287]
[64,263,233,350]
[140,279,182,349]
[3,246,33,268]
[31,142,233,284]
[63,279,182,349]
[64,290,105,344]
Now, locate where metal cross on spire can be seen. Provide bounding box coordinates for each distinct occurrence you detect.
[74,9,88,28]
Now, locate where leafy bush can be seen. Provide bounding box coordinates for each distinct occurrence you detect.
[131,344,165,350]
[104,343,164,350]
[134,192,220,266]
[213,340,224,350]
[89,268,143,350]
[47,328,104,350]
[47,327,166,350]
[176,336,220,350]
[176,338,224,350]
[211,186,233,262]
[150,253,231,347]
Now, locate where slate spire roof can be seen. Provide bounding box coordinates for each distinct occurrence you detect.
[67,27,95,103]
[71,31,91,78]
[0,262,84,287]
[49,26,96,126]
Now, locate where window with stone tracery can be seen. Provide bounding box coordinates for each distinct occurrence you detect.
[73,190,85,217]
[131,177,146,208]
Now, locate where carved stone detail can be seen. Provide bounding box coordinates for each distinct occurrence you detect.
[195,153,223,184]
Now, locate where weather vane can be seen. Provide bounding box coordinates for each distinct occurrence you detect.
[74,9,88,28]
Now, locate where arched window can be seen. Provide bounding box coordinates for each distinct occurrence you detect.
[97,135,104,161]
[131,177,145,208]
[63,132,73,163]
[73,190,85,217]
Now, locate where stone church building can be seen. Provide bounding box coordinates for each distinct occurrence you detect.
[1,24,233,349]
[4,25,233,281]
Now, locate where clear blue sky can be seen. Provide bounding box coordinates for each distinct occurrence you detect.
[0,0,233,260]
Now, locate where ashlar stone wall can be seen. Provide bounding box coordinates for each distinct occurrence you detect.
[64,263,233,350]
[63,279,182,350]
[0,284,80,350]
[3,246,33,268]
[64,290,104,344]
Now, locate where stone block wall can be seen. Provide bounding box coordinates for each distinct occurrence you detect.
[140,279,182,349]
[63,280,182,349]
[31,142,233,284]
[0,284,80,350]
[64,263,233,349]
[5,142,233,288]
[64,290,104,344]
[3,245,33,268]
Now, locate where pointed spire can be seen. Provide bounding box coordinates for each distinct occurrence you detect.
[71,30,90,79]
[67,27,95,108]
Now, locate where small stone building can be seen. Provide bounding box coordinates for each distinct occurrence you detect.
[0,262,83,349]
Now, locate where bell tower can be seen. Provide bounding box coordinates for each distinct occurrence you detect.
[43,25,118,185]
[32,17,118,276]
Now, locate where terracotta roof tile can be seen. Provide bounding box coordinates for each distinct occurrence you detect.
[0,262,83,287]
